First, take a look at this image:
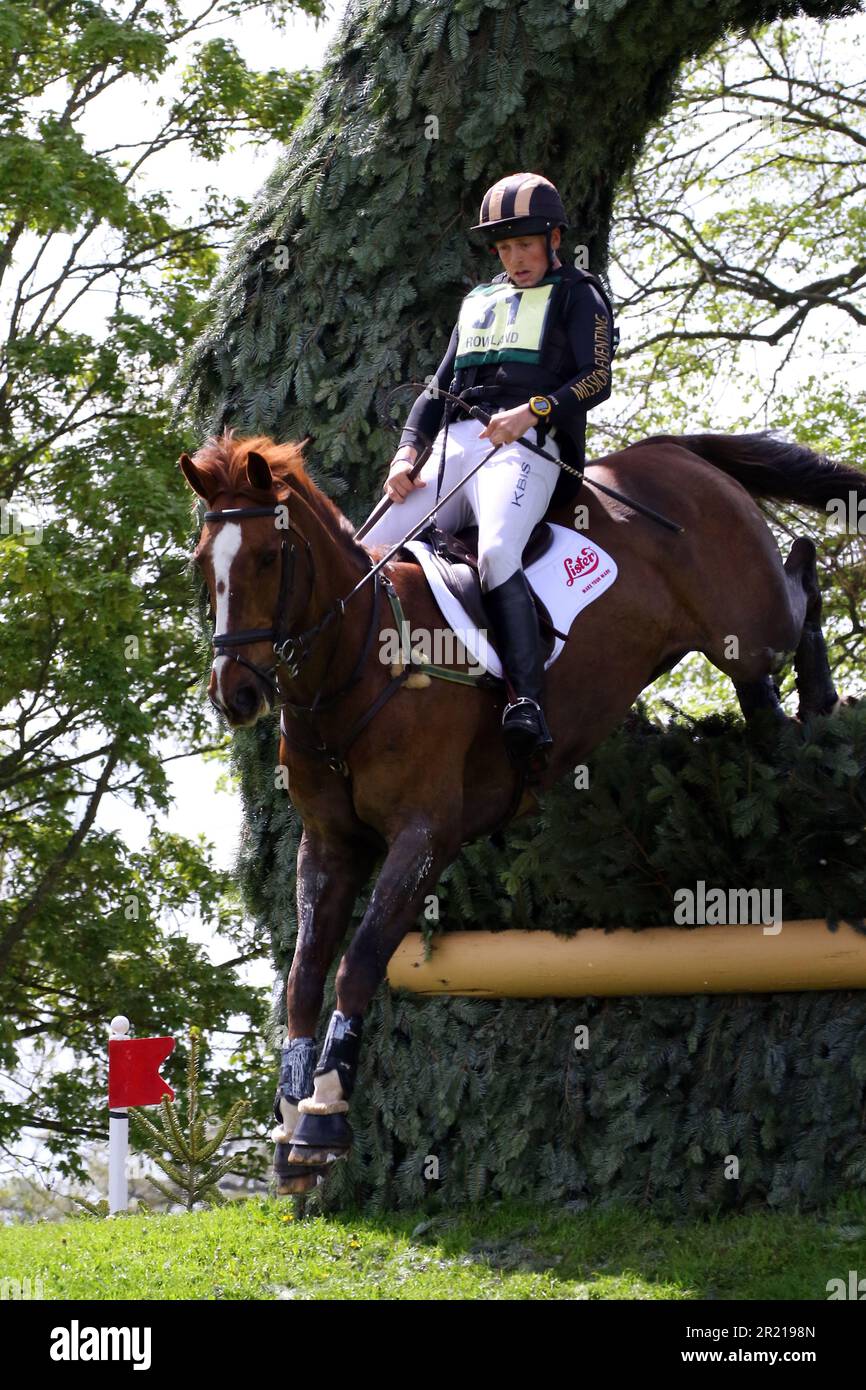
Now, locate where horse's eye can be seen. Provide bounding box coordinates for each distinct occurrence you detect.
[258,551,277,570]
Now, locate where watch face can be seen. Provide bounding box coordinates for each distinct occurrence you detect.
[531,396,551,416]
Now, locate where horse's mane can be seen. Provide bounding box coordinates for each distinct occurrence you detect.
[191,429,369,560]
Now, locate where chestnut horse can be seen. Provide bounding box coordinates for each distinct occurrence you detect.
[180,428,863,1193]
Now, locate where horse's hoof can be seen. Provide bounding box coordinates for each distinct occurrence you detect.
[276,1171,322,1195]
[274,1138,325,1192]
[288,1144,347,1168]
[289,1108,352,1159]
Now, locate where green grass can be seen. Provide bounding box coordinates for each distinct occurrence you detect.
[2,1193,865,1300]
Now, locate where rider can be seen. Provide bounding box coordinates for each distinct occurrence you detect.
[363,172,616,769]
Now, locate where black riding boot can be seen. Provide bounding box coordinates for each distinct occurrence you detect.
[482,569,554,769]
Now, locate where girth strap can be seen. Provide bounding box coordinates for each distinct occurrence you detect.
[279,568,530,843]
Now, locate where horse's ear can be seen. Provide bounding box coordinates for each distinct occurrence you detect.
[245,450,273,492]
[179,452,212,500]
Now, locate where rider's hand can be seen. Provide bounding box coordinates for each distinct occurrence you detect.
[477,404,536,447]
[384,445,425,503]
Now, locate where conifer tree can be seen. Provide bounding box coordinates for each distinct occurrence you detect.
[130,1029,249,1212]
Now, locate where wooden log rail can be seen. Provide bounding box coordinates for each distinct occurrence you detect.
[387,922,866,997]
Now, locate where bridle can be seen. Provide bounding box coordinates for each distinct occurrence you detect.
[203,503,312,700]
[202,498,383,725]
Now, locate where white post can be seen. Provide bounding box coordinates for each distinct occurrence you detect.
[108,1015,130,1215]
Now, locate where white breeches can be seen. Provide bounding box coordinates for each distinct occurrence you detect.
[363,416,562,591]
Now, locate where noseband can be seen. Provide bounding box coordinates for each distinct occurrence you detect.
[203,503,314,700]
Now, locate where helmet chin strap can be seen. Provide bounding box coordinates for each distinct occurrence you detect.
[491,222,561,280]
[545,222,565,276]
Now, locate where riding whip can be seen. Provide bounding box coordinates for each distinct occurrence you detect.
[354,439,433,541]
[344,434,508,604]
[356,383,684,540]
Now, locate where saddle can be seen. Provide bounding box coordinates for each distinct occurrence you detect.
[395,520,559,665]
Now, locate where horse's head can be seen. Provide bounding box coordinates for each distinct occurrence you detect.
[180,434,305,727]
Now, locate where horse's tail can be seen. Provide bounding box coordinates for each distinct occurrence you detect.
[636,430,866,511]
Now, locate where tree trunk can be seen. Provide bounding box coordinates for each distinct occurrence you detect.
[181,0,862,510]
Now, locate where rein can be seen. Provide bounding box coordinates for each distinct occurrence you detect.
[202,498,414,777]
[203,488,529,836]
[376,383,684,536]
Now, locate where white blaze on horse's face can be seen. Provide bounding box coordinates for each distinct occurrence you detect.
[211,520,244,709]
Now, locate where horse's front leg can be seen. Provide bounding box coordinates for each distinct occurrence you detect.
[274,829,376,1193]
[288,817,457,1170]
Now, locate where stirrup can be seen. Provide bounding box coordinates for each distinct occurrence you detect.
[504,696,542,716]
[501,697,553,766]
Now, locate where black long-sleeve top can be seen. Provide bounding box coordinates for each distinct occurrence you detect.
[399,270,613,462]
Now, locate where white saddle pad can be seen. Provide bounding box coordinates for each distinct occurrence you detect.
[404,523,618,677]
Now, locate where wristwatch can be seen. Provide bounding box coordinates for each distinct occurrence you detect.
[528,395,553,419]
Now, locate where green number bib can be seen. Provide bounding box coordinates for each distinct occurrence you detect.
[454,279,556,370]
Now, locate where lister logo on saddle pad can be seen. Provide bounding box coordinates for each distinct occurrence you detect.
[407,523,618,680]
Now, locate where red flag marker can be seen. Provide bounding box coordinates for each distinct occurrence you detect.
[109,1035,175,1108]
[107,1017,175,1214]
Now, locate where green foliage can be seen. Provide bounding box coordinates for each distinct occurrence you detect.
[174,39,319,158]
[500,707,866,933]
[129,1028,250,1211]
[0,0,323,1178]
[5,1189,866,1299]
[69,1195,112,1219]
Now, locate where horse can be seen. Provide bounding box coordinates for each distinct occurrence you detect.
[180,427,864,1193]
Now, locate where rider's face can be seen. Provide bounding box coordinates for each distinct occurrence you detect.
[493,227,561,286]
